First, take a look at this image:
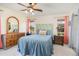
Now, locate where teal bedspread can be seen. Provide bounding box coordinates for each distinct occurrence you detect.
[18,35,53,56]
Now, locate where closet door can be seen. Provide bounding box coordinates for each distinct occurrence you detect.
[0,16,2,48]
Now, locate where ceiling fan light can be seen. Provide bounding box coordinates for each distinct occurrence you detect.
[25,10,28,14]
[30,9,33,12]
[31,12,35,15]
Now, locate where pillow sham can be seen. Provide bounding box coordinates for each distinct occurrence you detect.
[39,30,47,35]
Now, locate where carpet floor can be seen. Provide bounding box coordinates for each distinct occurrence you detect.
[0,44,76,56]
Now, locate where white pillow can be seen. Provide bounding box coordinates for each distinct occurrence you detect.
[39,30,47,35]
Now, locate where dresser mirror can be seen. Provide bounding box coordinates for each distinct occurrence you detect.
[6,16,19,33]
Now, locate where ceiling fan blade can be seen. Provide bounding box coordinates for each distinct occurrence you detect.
[27,6,32,8]
[0,9,3,11]
[20,9,27,11]
[33,9,43,12]
[18,3,27,8]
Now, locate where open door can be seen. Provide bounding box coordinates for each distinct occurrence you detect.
[0,16,2,48]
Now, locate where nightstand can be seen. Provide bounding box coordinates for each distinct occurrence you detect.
[53,35,64,45]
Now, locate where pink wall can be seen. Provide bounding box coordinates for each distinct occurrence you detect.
[27,17,30,33]
[0,16,2,48]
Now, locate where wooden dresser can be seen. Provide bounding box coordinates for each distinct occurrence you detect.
[2,32,25,49]
[53,35,64,45]
[6,33,18,48]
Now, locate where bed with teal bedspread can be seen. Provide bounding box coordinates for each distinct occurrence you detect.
[18,35,53,56]
[18,24,53,56]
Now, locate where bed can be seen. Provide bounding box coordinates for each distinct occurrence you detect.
[18,24,53,56]
[18,35,53,56]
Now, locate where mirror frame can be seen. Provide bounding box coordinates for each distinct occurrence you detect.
[6,16,19,34]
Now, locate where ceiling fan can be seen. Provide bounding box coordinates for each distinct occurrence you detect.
[18,3,43,12]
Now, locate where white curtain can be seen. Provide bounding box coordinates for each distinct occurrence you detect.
[70,11,79,55]
[76,9,79,55]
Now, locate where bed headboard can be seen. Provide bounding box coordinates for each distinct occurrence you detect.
[36,24,53,30]
[36,24,53,35]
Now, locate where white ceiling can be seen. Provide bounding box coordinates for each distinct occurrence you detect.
[0,3,79,16]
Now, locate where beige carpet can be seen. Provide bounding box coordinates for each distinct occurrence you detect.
[53,45,76,56]
[0,44,76,56]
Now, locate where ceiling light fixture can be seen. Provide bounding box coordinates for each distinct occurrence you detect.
[31,12,35,15]
[25,8,35,16]
[30,9,33,12]
[25,10,28,14]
